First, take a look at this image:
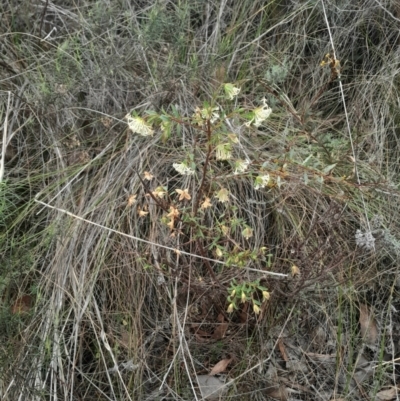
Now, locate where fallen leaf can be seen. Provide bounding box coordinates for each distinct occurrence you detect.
[376,387,399,400]
[359,303,378,345]
[192,326,212,338]
[239,302,249,323]
[209,358,232,375]
[12,295,33,314]
[196,375,227,400]
[264,384,289,401]
[212,322,229,340]
[278,337,289,362]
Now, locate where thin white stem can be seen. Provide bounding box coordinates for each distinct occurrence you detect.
[0,91,11,183]
[34,197,288,278]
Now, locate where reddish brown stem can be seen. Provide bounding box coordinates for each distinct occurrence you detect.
[193,119,212,214]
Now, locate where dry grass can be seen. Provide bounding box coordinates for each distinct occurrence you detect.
[1,0,400,400]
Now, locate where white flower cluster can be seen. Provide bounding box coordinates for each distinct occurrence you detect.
[202,106,220,124]
[173,162,196,176]
[254,174,271,190]
[233,159,250,175]
[215,143,232,160]
[223,83,241,100]
[125,114,154,136]
[246,98,272,128]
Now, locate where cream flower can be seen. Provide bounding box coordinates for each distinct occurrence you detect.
[215,188,229,203]
[201,106,220,123]
[173,162,196,176]
[246,98,272,127]
[223,83,241,100]
[215,143,232,160]
[125,114,154,136]
[233,159,250,175]
[254,174,271,190]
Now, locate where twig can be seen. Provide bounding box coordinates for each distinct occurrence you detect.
[193,119,213,215]
[39,0,49,40]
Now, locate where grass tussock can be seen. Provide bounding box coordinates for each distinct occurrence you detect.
[1,0,400,400]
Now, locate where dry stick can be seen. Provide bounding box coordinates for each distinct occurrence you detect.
[38,0,49,40]
[34,197,288,278]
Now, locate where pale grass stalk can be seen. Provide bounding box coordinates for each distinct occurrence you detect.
[173,276,200,401]
[93,299,133,401]
[0,91,11,183]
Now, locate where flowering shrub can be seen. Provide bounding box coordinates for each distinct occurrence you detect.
[124,83,279,314]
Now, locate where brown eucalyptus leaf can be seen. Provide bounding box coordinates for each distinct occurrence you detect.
[209,358,232,375]
[212,322,229,339]
[264,384,289,401]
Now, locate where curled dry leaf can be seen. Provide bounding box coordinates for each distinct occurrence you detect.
[376,387,399,400]
[278,337,289,362]
[209,358,232,376]
[212,322,229,340]
[359,303,378,345]
[264,384,289,401]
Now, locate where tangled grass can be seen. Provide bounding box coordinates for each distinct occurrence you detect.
[1,0,400,400]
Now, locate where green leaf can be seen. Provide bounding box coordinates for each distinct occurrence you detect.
[323,163,337,174]
[302,154,313,165]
